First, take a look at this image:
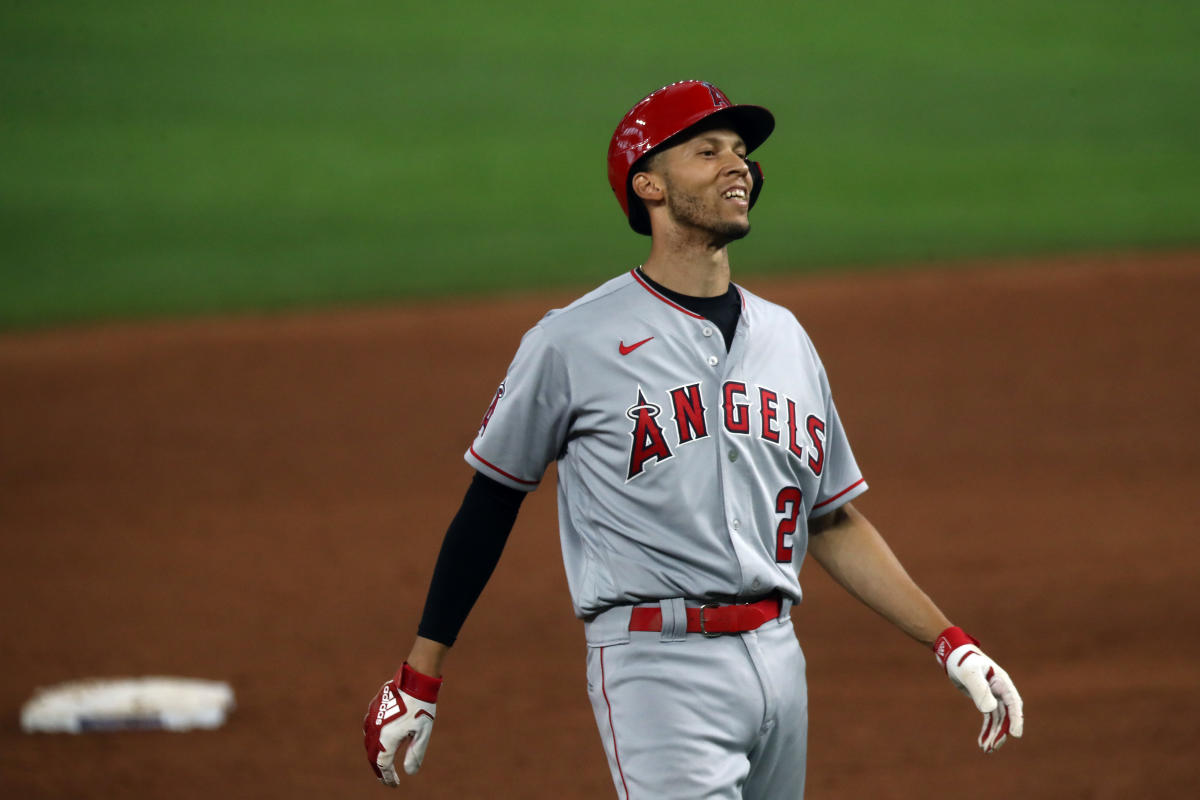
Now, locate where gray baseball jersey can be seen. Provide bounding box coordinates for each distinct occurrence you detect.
[465,269,867,619]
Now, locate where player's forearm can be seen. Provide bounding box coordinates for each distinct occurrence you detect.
[406,636,450,678]
[807,503,950,646]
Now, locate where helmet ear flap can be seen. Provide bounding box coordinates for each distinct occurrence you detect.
[626,155,654,236]
[627,193,652,236]
[746,159,765,210]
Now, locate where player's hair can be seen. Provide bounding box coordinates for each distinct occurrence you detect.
[630,152,663,182]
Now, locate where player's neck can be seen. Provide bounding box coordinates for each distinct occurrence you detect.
[641,237,731,298]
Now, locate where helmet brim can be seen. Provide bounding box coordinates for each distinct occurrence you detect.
[678,104,775,155]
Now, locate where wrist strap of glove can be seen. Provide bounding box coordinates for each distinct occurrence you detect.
[932,626,979,669]
[396,663,443,703]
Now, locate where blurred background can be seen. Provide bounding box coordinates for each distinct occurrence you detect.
[2,0,1197,328]
[2,3,1199,798]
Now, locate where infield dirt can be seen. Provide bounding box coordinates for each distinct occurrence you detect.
[2,252,1197,798]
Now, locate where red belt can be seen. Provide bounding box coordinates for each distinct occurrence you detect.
[627,596,782,638]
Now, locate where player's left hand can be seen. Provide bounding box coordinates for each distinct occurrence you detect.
[933,626,1024,753]
[363,663,443,785]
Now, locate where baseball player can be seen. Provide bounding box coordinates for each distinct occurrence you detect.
[363,80,1023,798]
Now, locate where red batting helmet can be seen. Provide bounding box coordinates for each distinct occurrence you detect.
[607,80,775,235]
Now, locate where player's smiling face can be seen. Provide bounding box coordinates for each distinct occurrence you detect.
[657,127,753,242]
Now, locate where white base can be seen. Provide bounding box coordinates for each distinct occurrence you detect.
[21,676,236,734]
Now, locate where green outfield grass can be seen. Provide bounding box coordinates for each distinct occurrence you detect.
[2,1,1198,327]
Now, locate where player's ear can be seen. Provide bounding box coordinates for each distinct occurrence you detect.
[631,171,663,203]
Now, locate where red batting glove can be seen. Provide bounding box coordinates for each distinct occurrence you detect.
[363,663,443,786]
[933,626,1024,753]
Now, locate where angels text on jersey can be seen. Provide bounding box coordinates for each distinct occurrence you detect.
[625,381,825,482]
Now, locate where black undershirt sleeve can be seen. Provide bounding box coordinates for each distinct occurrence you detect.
[416,471,527,646]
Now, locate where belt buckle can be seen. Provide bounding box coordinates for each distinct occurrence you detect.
[698,603,721,638]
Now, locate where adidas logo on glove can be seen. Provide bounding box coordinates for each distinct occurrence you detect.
[375,685,402,726]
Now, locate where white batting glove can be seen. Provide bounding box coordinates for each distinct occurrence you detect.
[933,627,1024,753]
[363,663,443,785]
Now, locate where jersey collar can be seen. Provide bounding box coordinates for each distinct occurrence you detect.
[630,268,745,319]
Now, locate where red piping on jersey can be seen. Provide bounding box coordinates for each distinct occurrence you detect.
[630,269,705,318]
[600,648,630,799]
[630,269,747,318]
[468,445,538,486]
[812,478,867,510]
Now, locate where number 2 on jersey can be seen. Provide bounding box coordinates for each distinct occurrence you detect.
[774,486,803,562]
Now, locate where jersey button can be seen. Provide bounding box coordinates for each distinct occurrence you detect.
[702,327,713,337]
[728,449,738,462]
[708,355,719,367]
[732,519,741,531]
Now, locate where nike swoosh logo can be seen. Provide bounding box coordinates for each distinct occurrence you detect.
[619,336,654,356]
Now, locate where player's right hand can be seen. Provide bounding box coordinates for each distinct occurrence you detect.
[363,663,443,785]
[933,626,1024,754]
